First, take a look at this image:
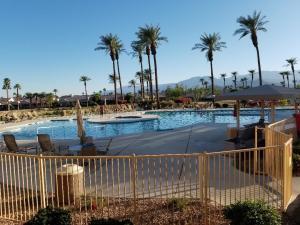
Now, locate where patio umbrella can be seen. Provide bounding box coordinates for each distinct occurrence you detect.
[76,99,86,144]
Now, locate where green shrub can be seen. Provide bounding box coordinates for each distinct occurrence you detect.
[223,201,281,225]
[167,198,189,211]
[24,206,71,225]
[89,218,133,225]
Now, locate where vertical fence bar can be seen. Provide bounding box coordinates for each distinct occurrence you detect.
[38,154,46,209]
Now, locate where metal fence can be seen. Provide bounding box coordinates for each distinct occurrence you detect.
[0,120,293,225]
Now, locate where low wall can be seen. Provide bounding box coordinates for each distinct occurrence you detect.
[0,104,134,123]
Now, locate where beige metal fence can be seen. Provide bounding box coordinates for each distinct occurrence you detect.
[0,120,293,225]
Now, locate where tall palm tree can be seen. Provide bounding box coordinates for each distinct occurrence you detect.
[13,83,21,110]
[231,71,238,89]
[95,33,119,104]
[79,76,91,107]
[2,78,11,111]
[129,79,136,103]
[248,70,255,88]
[220,73,226,90]
[137,25,168,108]
[286,58,297,88]
[279,72,286,87]
[200,78,205,87]
[234,11,268,86]
[193,33,226,98]
[131,40,145,99]
[115,36,124,99]
[24,92,33,108]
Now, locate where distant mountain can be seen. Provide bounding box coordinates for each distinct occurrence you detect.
[118,70,299,93]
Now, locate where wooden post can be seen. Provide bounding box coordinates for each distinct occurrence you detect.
[254,126,258,174]
[38,154,46,208]
[203,152,209,225]
[260,100,265,120]
[131,154,137,220]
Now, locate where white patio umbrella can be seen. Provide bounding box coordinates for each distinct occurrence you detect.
[76,99,86,144]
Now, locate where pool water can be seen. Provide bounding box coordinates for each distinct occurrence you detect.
[1,109,295,140]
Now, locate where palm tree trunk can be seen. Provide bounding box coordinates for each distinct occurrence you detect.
[223,79,225,90]
[292,64,296,88]
[147,54,153,101]
[84,83,88,107]
[255,46,263,86]
[133,85,136,103]
[251,76,253,88]
[17,89,19,110]
[112,60,118,104]
[116,59,124,99]
[210,61,214,96]
[6,89,9,111]
[153,54,160,109]
[140,61,144,99]
[287,75,290,88]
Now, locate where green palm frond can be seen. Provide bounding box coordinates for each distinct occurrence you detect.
[136,24,168,48]
[234,11,268,39]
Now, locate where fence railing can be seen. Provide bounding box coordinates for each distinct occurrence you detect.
[0,119,294,225]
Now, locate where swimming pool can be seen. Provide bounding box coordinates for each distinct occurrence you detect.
[1,108,295,140]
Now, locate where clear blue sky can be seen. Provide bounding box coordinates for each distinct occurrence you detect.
[0,0,299,95]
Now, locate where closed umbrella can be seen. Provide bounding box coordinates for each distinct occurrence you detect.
[76,99,86,144]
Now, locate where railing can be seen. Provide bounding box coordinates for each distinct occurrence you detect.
[0,119,294,225]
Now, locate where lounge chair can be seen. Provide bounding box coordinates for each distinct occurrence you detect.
[37,134,56,154]
[3,134,37,154]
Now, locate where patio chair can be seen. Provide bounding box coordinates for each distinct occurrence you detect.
[37,134,56,154]
[3,134,37,154]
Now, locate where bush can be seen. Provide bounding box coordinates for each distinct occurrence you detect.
[175,97,192,104]
[89,218,133,225]
[222,103,229,108]
[167,198,189,211]
[24,206,71,225]
[223,200,281,225]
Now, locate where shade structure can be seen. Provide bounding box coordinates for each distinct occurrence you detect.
[216,85,300,101]
[76,99,86,144]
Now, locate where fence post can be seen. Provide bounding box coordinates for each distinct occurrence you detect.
[203,152,209,225]
[131,154,137,220]
[198,154,203,201]
[38,154,46,208]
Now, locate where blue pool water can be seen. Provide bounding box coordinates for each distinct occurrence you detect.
[1,109,295,140]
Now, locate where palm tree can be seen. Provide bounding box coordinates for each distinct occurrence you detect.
[129,79,136,103]
[286,58,297,88]
[234,11,268,86]
[95,33,119,104]
[193,33,226,98]
[240,78,245,88]
[135,71,144,97]
[79,76,91,107]
[102,88,107,96]
[144,69,151,95]
[33,92,39,108]
[231,71,238,89]
[203,81,208,89]
[200,78,205,87]
[220,74,226,90]
[2,78,11,111]
[131,40,145,99]
[137,25,168,108]
[24,92,33,108]
[108,74,119,100]
[248,70,255,88]
[279,72,286,87]
[13,83,21,110]
[280,71,290,88]
[280,81,285,87]
[115,36,124,99]
[53,89,58,96]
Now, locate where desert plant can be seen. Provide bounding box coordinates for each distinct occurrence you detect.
[167,198,189,211]
[89,218,133,225]
[223,200,281,225]
[24,205,71,225]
